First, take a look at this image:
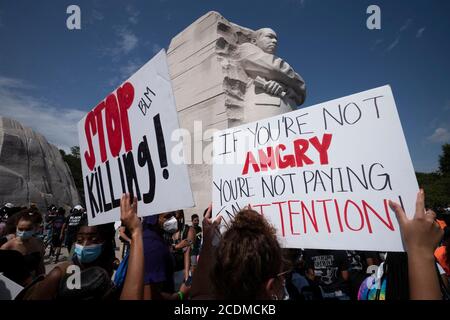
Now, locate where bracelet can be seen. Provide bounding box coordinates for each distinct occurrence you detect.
[177,291,184,300]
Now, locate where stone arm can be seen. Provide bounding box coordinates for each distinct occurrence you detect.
[238,43,306,105]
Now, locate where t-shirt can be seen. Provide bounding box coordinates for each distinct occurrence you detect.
[346,251,378,273]
[304,249,350,294]
[51,215,66,233]
[65,212,84,239]
[191,225,202,256]
[142,224,174,293]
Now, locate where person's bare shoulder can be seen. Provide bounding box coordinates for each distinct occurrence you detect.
[0,237,16,250]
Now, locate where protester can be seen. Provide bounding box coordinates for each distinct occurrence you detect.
[60,205,85,255]
[284,249,322,300]
[10,194,142,300]
[303,249,351,300]
[191,206,288,299]
[0,203,15,237]
[169,210,195,288]
[141,212,190,300]
[190,214,202,273]
[49,207,66,263]
[0,210,45,277]
[346,250,378,299]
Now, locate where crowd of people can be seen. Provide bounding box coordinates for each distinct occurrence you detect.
[0,191,449,300]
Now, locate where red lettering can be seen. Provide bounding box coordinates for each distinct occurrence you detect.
[287,200,301,235]
[275,144,296,169]
[344,200,365,231]
[105,94,122,157]
[242,151,260,175]
[293,138,314,167]
[258,147,276,171]
[252,203,271,216]
[309,133,332,165]
[93,102,107,163]
[316,199,332,233]
[84,111,97,171]
[301,201,319,233]
[333,199,344,232]
[117,82,135,152]
[361,199,395,233]
[272,201,287,237]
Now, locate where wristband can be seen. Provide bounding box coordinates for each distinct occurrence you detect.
[177,291,184,300]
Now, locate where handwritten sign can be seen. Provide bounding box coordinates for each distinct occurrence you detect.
[78,50,194,226]
[212,85,417,251]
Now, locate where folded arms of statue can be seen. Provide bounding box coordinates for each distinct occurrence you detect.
[238,43,306,105]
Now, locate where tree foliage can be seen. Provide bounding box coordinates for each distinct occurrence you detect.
[60,146,84,205]
[416,143,450,210]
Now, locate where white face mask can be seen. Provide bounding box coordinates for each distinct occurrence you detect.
[163,217,178,234]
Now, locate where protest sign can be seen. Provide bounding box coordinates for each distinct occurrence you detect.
[78,50,194,226]
[212,85,417,251]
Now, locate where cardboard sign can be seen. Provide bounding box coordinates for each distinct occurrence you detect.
[212,85,417,251]
[78,50,194,226]
[0,273,23,300]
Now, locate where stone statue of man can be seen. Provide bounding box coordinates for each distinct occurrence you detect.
[237,28,306,106]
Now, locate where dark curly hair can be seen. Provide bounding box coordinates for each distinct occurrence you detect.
[211,209,284,299]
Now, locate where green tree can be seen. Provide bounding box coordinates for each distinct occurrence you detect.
[439,143,450,176]
[416,143,450,209]
[60,146,84,205]
[70,146,80,158]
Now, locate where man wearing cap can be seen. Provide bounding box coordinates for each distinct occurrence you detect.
[60,205,85,255]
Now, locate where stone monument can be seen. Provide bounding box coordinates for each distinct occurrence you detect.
[0,117,81,212]
[167,11,306,217]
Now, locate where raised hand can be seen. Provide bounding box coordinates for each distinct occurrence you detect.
[389,189,443,255]
[120,193,142,237]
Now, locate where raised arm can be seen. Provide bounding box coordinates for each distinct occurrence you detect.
[190,204,222,299]
[119,194,144,300]
[389,190,444,300]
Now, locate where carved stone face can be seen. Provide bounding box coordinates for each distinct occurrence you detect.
[255,28,278,54]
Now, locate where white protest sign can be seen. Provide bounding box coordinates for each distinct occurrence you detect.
[212,85,417,252]
[78,50,194,226]
[0,273,23,300]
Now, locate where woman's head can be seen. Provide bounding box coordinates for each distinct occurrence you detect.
[74,218,115,273]
[212,209,286,299]
[15,211,39,240]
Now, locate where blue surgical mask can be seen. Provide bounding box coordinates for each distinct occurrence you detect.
[16,230,34,240]
[74,243,103,263]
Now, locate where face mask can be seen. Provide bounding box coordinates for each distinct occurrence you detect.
[16,230,34,240]
[163,217,178,234]
[74,243,103,264]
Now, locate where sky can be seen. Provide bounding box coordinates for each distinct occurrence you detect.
[0,0,449,173]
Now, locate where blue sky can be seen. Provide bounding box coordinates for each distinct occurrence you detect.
[0,0,449,172]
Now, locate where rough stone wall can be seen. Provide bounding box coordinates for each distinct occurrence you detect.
[0,117,80,212]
